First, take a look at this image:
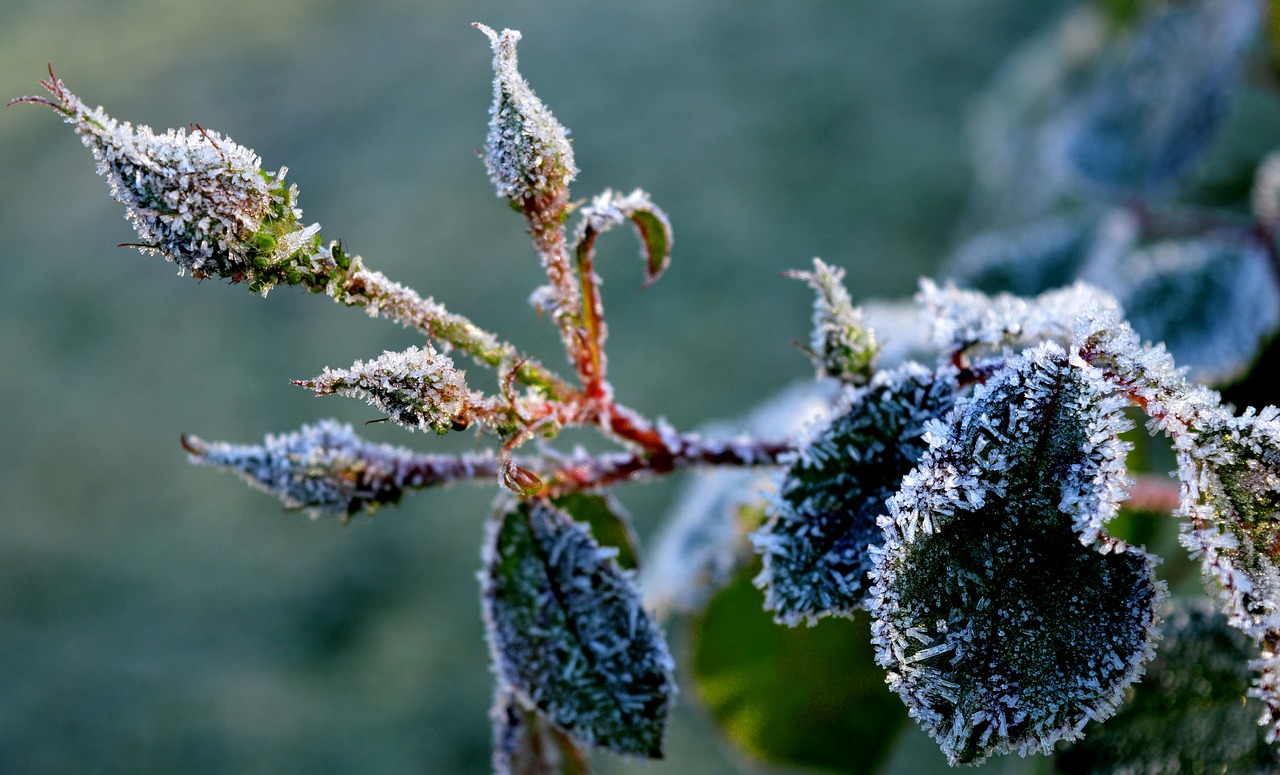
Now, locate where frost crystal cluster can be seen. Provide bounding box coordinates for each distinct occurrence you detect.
[20,1,1280,771]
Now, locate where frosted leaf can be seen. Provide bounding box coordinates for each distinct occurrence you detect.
[491,689,592,775]
[945,215,1100,297]
[477,24,577,202]
[785,258,880,385]
[1177,405,1280,643]
[573,189,673,288]
[482,499,676,758]
[182,419,427,518]
[870,343,1163,765]
[1118,237,1280,386]
[920,279,1121,363]
[1060,0,1258,196]
[642,380,841,617]
[295,345,488,435]
[753,363,957,626]
[1055,599,1277,775]
[13,72,331,295]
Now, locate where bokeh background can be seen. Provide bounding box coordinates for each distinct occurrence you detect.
[0,1,1083,772]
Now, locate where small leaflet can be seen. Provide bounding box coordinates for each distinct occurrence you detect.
[181,419,422,518]
[572,189,673,288]
[491,689,592,775]
[1054,599,1277,775]
[296,345,482,434]
[477,24,577,202]
[482,499,676,758]
[753,363,956,626]
[785,258,880,385]
[869,343,1164,765]
[1117,237,1280,386]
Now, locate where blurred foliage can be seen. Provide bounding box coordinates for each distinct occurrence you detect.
[690,561,907,774]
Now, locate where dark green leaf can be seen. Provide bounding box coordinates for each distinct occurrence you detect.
[753,362,956,625]
[482,499,676,758]
[492,690,593,775]
[871,343,1164,765]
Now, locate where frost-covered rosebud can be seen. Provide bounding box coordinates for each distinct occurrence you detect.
[295,345,489,435]
[12,70,338,295]
[476,24,577,203]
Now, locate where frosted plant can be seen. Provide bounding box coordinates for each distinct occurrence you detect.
[16,2,1280,771]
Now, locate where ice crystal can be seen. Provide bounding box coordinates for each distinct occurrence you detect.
[1055,599,1277,775]
[573,188,673,288]
[1177,405,1280,642]
[12,73,326,290]
[920,279,1120,364]
[182,419,427,517]
[869,343,1163,765]
[477,24,577,203]
[482,499,676,758]
[296,345,489,435]
[753,363,956,626]
[786,258,880,385]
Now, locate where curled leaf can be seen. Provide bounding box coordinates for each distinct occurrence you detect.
[870,343,1164,765]
[753,363,956,626]
[572,189,673,288]
[482,499,676,758]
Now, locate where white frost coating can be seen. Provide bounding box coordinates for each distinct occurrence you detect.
[482,499,676,757]
[41,82,276,279]
[754,363,958,626]
[301,345,478,434]
[477,24,577,201]
[1253,151,1280,227]
[920,279,1120,361]
[868,343,1163,765]
[184,419,431,517]
[787,258,880,383]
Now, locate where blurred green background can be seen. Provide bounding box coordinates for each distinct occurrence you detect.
[1,1,1070,772]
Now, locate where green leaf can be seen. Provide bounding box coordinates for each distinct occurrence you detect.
[572,189,673,288]
[1178,405,1280,641]
[482,499,676,758]
[691,560,907,774]
[492,690,593,775]
[1054,599,1278,774]
[753,362,956,625]
[870,343,1165,765]
[552,492,639,571]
